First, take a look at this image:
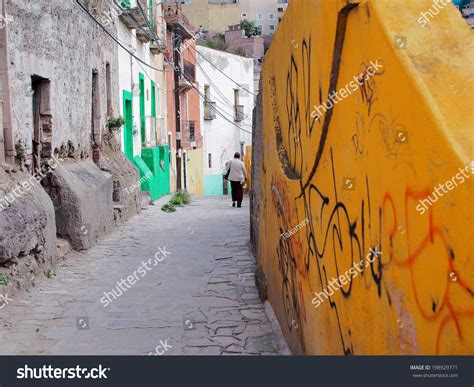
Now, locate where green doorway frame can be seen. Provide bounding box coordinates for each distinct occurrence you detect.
[139,73,145,147]
[123,90,133,160]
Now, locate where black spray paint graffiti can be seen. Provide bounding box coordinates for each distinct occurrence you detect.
[266,3,397,355]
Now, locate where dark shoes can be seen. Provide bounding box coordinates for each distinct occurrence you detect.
[237,202,242,208]
[232,202,236,207]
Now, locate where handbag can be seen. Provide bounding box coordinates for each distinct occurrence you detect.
[224,161,231,180]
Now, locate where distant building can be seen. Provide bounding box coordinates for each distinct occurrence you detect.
[239,0,290,36]
[163,1,204,195]
[225,25,264,96]
[195,46,253,195]
[181,0,240,33]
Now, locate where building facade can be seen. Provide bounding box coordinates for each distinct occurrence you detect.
[196,45,253,196]
[164,1,204,195]
[117,0,170,202]
[181,0,240,32]
[238,0,290,36]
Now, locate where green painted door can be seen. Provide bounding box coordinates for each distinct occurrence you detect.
[151,81,156,118]
[123,90,133,160]
[139,73,145,147]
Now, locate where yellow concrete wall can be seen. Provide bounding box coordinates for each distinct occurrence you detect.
[257,0,473,355]
[182,0,240,32]
[185,148,204,195]
[244,145,252,192]
[208,3,240,32]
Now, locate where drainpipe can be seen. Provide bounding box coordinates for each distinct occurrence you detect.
[173,32,182,190]
[0,0,14,164]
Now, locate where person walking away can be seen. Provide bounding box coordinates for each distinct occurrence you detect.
[226,152,247,208]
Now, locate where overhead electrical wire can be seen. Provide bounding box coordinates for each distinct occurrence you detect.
[75,0,252,135]
[178,68,253,135]
[74,0,167,72]
[188,44,257,96]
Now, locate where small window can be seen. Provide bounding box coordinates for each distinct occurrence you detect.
[269,24,275,31]
[257,25,264,32]
[268,13,275,20]
[277,7,284,12]
[241,13,247,18]
[208,153,212,168]
[256,13,263,20]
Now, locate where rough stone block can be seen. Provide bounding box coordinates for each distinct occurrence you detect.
[49,159,114,250]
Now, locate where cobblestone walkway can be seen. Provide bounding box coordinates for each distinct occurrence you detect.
[0,196,289,355]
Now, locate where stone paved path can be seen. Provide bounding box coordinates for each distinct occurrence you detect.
[0,196,289,355]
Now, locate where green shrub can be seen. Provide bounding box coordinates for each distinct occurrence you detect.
[170,196,184,206]
[0,273,8,285]
[161,203,177,213]
[107,116,125,133]
[175,190,191,204]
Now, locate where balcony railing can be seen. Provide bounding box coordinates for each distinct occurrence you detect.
[183,60,195,82]
[180,120,202,148]
[150,24,167,54]
[204,101,217,120]
[119,0,154,42]
[234,105,244,122]
[162,1,194,39]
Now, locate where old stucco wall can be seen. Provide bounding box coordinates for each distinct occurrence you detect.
[5,0,119,155]
[253,0,473,355]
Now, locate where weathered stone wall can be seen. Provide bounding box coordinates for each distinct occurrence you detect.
[98,144,141,225]
[250,81,263,251]
[44,159,114,251]
[4,0,119,157]
[0,164,56,293]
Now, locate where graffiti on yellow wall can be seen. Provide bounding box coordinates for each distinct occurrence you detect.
[257,0,473,355]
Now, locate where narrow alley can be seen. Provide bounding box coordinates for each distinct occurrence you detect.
[0,196,289,356]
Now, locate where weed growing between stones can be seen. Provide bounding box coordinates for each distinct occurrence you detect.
[161,191,191,213]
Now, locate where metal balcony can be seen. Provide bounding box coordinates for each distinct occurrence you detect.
[234,105,244,122]
[180,120,202,148]
[176,60,196,93]
[204,101,217,120]
[162,1,194,39]
[183,60,195,82]
[119,0,153,42]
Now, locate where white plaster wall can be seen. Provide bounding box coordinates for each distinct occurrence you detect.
[196,46,253,177]
[117,20,158,157]
[117,3,168,158]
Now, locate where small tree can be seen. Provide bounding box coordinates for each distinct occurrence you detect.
[240,20,261,37]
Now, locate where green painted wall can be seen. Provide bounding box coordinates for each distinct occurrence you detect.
[151,80,156,118]
[122,90,133,160]
[204,174,231,196]
[142,145,170,199]
[139,73,145,146]
[133,156,158,200]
